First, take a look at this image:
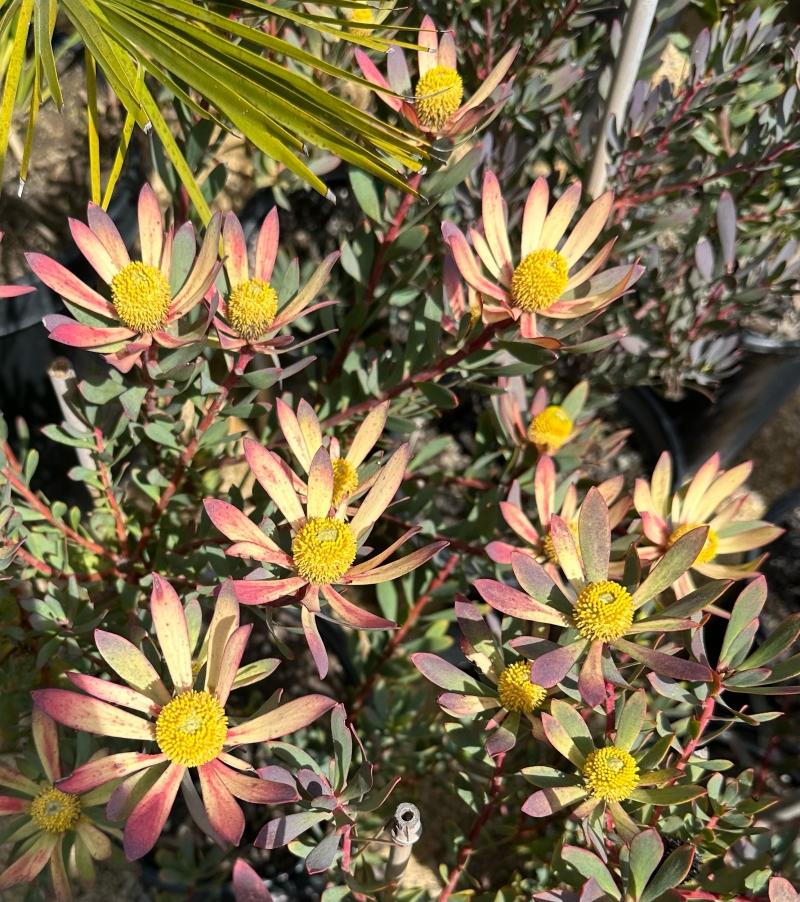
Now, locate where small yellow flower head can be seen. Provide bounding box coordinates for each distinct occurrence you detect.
[574,580,634,642]
[111,261,172,333]
[227,278,279,342]
[667,523,718,564]
[155,690,228,767]
[332,458,359,507]
[583,746,639,802]
[292,517,357,585]
[497,661,546,713]
[528,405,573,451]
[351,7,373,22]
[543,522,579,564]
[30,786,81,834]
[510,249,569,313]
[415,66,463,131]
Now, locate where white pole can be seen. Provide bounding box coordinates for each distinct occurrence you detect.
[587,0,659,199]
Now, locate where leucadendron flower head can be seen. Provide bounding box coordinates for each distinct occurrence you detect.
[29,185,222,372]
[521,691,705,837]
[632,451,782,598]
[477,488,720,708]
[442,173,643,345]
[275,397,390,507]
[211,209,340,363]
[494,377,630,462]
[31,577,334,861]
[204,437,448,678]
[0,707,116,901]
[487,454,629,575]
[413,597,548,757]
[355,16,518,137]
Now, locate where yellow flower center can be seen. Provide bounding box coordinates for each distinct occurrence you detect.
[510,249,569,313]
[30,787,81,834]
[332,458,359,507]
[155,690,228,767]
[351,8,373,22]
[227,278,279,342]
[110,261,172,333]
[496,661,547,713]
[415,66,463,131]
[583,746,639,802]
[292,517,357,585]
[542,522,580,564]
[527,405,573,451]
[666,523,718,564]
[574,580,634,642]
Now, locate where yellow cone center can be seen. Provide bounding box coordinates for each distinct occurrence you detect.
[583,746,639,802]
[155,690,228,767]
[332,458,359,507]
[528,405,573,451]
[543,521,580,564]
[110,261,172,333]
[415,66,463,131]
[574,580,634,642]
[667,523,718,564]
[292,517,357,585]
[510,249,569,313]
[227,278,279,342]
[496,660,547,713]
[30,787,81,833]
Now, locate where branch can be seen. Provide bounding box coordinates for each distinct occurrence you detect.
[93,428,127,548]
[348,553,459,721]
[438,752,506,902]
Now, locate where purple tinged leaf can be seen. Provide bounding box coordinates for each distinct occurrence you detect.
[511,554,574,616]
[233,860,274,902]
[769,877,800,902]
[411,653,494,696]
[631,527,709,609]
[695,238,714,281]
[475,578,569,626]
[522,786,587,817]
[717,191,737,272]
[305,831,342,875]
[578,488,610,584]
[719,575,766,668]
[486,710,520,757]
[629,828,664,900]
[639,843,697,902]
[439,693,500,716]
[738,613,800,671]
[578,641,605,708]
[455,595,503,674]
[691,29,710,85]
[614,638,713,682]
[529,640,587,688]
[254,811,331,849]
[581,878,610,902]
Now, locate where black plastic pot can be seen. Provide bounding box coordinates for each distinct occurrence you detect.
[617,332,800,484]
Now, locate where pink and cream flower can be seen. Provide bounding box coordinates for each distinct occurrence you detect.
[31,576,334,861]
[632,452,783,597]
[487,454,629,576]
[442,172,642,341]
[355,15,517,136]
[204,440,448,678]
[275,397,390,507]
[211,209,340,360]
[0,707,116,901]
[29,185,222,373]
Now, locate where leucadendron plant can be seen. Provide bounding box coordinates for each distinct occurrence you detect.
[1,1,799,900]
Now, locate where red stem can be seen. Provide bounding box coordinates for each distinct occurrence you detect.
[348,554,458,721]
[326,173,423,383]
[131,364,240,561]
[438,752,506,902]
[93,428,127,548]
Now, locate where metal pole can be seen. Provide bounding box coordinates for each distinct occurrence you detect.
[587,0,659,199]
[382,803,422,898]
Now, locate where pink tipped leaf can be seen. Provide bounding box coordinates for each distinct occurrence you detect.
[341,541,448,586]
[233,859,274,902]
[31,689,154,741]
[123,762,185,861]
[69,218,119,284]
[138,184,164,269]
[66,671,160,716]
[475,577,569,626]
[31,705,61,784]
[0,831,59,891]
[87,203,130,270]
[204,499,292,566]
[225,694,336,745]
[349,444,410,538]
[223,212,249,287]
[151,574,193,694]
[255,207,280,284]
[93,630,171,705]
[255,810,331,850]
[529,640,587,689]
[58,752,166,794]
[198,763,245,845]
[320,584,397,629]
[244,439,306,530]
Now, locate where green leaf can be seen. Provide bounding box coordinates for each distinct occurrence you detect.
[616,688,647,752]
[143,422,181,450]
[719,577,766,668]
[414,381,458,410]
[119,386,148,420]
[738,613,800,670]
[349,167,383,223]
[629,828,664,901]
[561,846,621,899]
[629,785,705,805]
[640,845,696,902]
[495,340,557,366]
[330,704,352,794]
